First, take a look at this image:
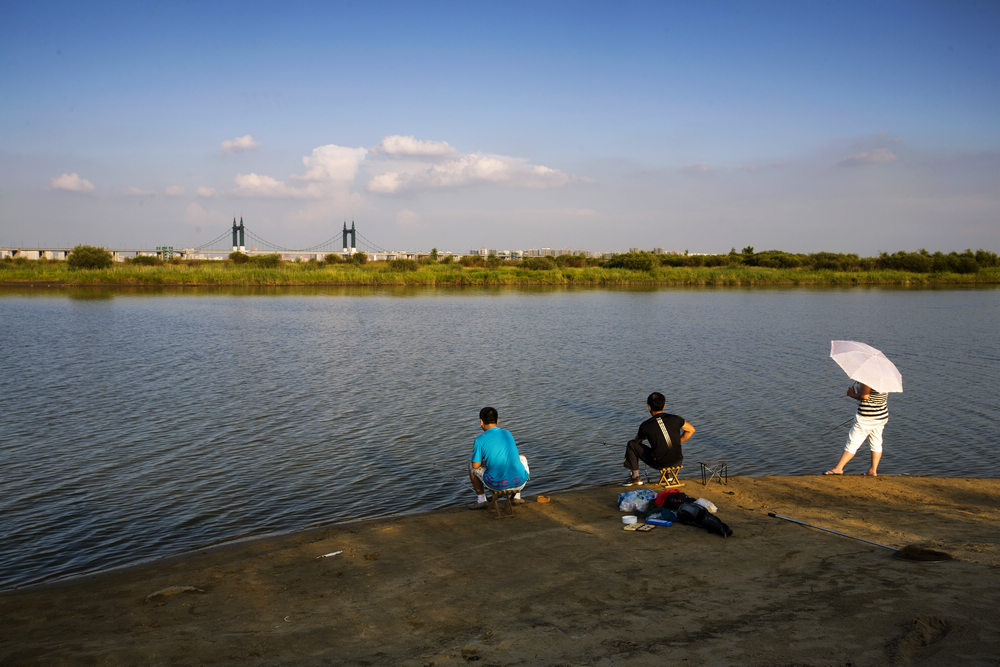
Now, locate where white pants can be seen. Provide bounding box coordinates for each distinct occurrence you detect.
[844,415,887,454]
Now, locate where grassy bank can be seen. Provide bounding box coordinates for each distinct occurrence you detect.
[3,259,1000,287]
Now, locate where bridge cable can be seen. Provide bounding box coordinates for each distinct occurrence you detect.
[190,224,390,255]
[245,229,297,252]
[192,229,234,251]
[300,234,344,252]
[355,230,391,254]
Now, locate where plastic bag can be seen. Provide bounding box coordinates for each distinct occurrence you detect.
[694,498,718,514]
[618,489,658,513]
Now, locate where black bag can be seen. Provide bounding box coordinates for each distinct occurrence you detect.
[659,491,696,511]
[677,502,733,538]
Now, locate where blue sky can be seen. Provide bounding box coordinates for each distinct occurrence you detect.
[2,1,998,254]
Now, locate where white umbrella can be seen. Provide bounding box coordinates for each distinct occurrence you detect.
[829,340,903,393]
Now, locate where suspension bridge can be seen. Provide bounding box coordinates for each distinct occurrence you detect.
[0,220,406,262]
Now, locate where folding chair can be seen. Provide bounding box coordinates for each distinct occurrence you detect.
[652,465,683,488]
[699,461,728,485]
[483,484,523,518]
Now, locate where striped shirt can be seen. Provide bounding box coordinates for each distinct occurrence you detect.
[857,390,889,420]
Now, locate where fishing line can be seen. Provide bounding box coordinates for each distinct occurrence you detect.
[824,417,856,433]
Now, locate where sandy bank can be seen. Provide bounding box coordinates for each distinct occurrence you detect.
[2,475,998,665]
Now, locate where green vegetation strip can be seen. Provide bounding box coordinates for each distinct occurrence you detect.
[2,246,998,287]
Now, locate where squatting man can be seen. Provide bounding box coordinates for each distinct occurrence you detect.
[468,406,529,509]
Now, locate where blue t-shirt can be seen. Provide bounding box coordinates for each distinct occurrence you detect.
[472,427,528,490]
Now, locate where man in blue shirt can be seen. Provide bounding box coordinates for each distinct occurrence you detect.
[469,406,529,510]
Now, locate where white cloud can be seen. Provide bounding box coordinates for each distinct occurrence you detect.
[371,135,456,158]
[165,185,185,196]
[220,135,574,200]
[837,147,898,167]
[230,144,368,199]
[297,144,369,182]
[123,185,155,196]
[50,172,94,192]
[196,186,217,197]
[368,171,405,194]
[229,141,367,199]
[367,150,573,194]
[444,153,572,189]
[233,172,321,198]
[432,153,508,186]
[221,134,260,153]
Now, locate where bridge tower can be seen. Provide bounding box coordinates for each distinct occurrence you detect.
[232,217,246,253]
[342,220,357,254]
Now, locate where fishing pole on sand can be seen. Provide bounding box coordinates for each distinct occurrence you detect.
[768,512,952,562]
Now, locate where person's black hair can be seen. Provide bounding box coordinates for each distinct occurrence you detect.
[479,406,499,424]
[647,392,666,412]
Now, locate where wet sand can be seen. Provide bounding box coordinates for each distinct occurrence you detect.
[2,475,998,665]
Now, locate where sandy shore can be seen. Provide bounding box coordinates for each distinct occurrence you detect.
[2,475,998,666]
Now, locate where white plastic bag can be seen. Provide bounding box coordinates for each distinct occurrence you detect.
[694,498,718,514]
[618,489,658,513]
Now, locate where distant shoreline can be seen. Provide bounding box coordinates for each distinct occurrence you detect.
[3,263,1000,288]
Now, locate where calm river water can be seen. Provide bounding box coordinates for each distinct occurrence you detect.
[1,286,998,589]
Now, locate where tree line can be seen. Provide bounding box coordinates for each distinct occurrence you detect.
[603,247,999,274]
[7,245,999,274]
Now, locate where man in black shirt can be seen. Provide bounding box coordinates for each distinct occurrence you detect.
[623,392,696,486]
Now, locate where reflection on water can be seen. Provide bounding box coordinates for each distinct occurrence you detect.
[0,287,997,589]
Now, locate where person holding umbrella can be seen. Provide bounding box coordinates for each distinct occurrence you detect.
[825,381,889,476]
[825,340,902,477]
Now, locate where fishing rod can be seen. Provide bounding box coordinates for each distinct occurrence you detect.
[769,512,896,550]
[822,386,865,433]
[824,417,856,433]
[768,513,952,561]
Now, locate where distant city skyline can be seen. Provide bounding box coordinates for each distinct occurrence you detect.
[2,1,998,255]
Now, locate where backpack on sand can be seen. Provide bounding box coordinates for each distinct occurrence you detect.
[677,502,733,538]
